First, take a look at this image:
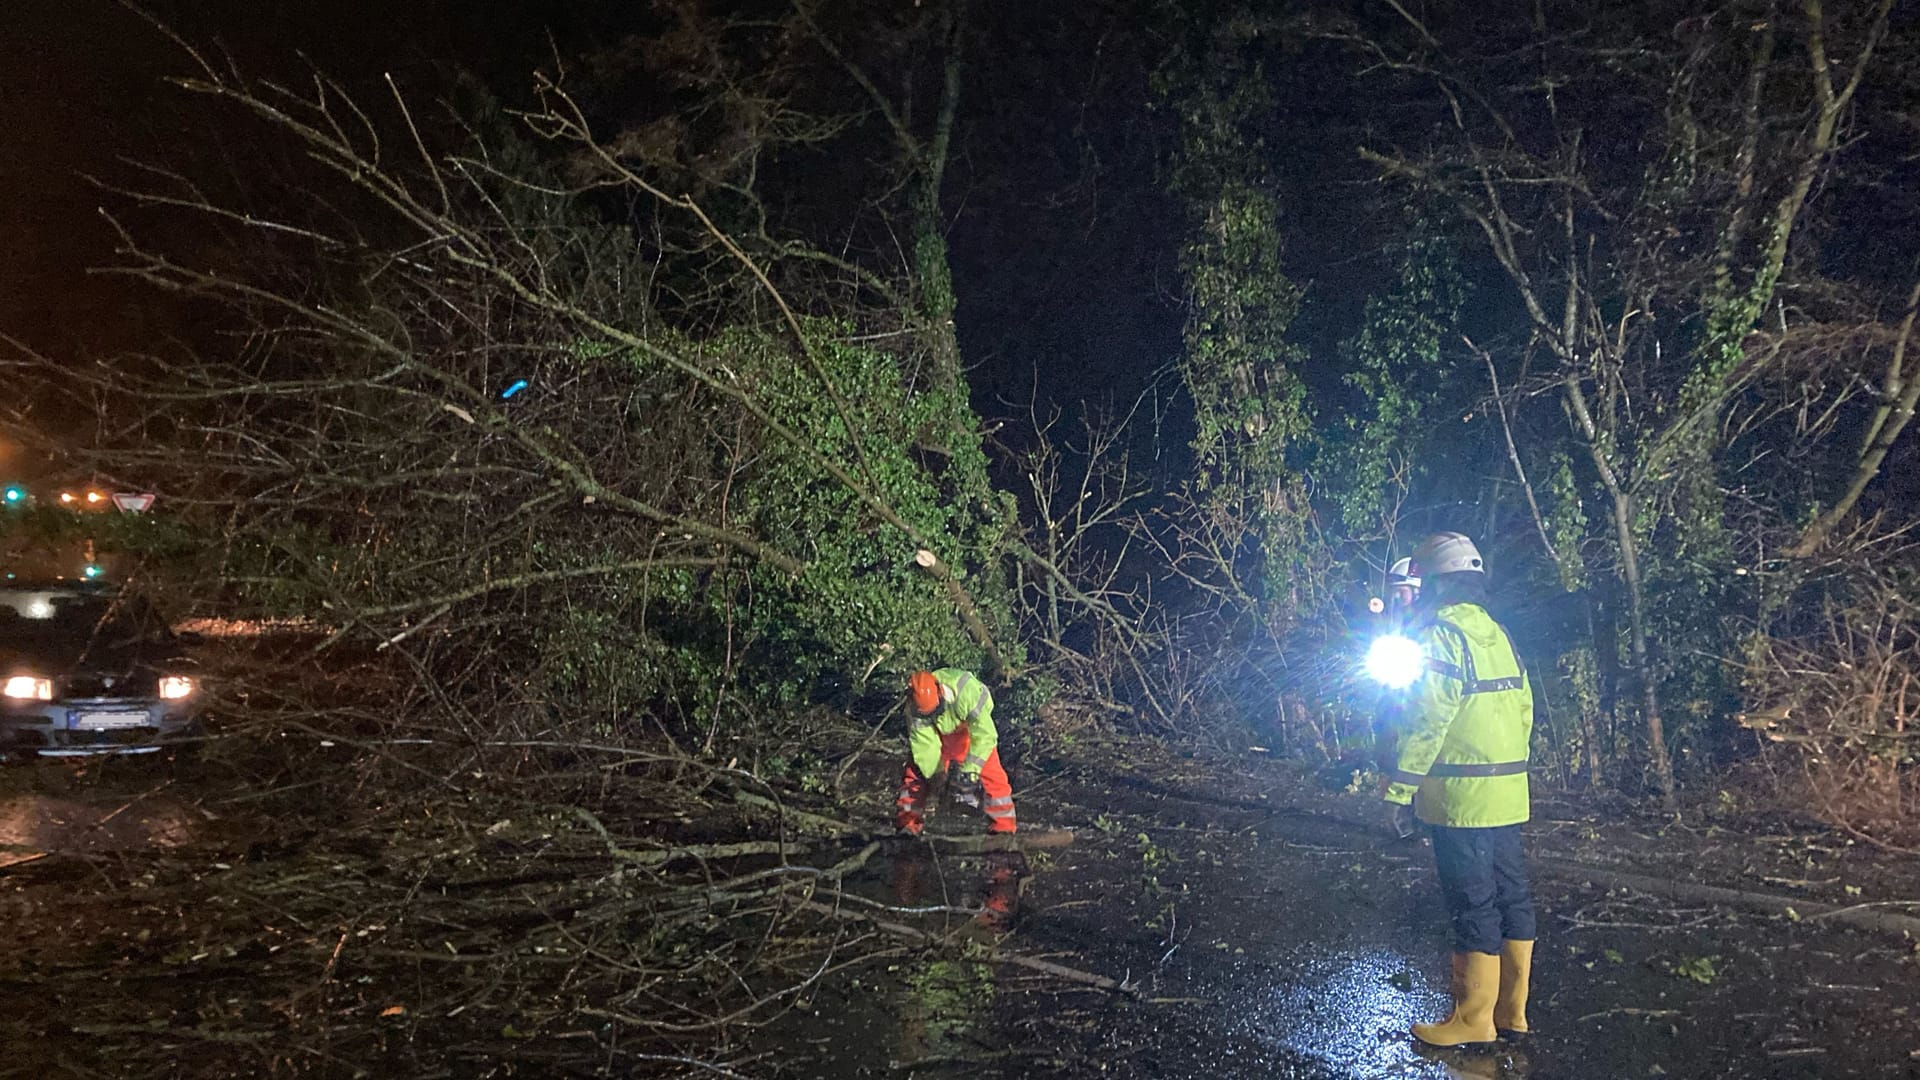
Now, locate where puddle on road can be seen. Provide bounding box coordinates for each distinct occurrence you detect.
[1250,947,1440,1073]
[1227,947,1535,1078]
[0,792,207,865]
[758,846,1039,1075]
[888,846,1026,933]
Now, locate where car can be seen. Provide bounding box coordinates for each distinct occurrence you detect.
[0,583,204,758]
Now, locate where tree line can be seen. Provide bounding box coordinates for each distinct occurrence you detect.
[2,0,1916,840]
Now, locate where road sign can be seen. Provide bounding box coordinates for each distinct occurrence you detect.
[111,492,156,513]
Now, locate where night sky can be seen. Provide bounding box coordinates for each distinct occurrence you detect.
[3,1,565,358]
[14,2,1907,505]
[1,1,1211,435]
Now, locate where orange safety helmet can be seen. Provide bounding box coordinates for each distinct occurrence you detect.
[909,670,941,715]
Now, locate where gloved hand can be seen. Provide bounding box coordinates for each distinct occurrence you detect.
[952,772,983,809]
[1388,801,1417,840]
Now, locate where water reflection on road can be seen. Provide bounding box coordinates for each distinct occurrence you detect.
[1238,946,1532,1079]
[889,846,1028,933]
[884,847,1031,1070]
[0,791,204,866]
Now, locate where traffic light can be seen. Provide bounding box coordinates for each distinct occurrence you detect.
[2,484,25,506]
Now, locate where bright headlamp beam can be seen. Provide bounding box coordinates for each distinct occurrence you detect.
[1365,634,1426,690]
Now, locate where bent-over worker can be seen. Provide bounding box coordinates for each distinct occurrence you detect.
[895,668,1017,835]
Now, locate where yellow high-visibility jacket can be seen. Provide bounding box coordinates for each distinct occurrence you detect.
[908,668,997,779]
[1383,603,1533,828]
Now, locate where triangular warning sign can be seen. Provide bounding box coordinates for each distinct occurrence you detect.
[111,492,156,513]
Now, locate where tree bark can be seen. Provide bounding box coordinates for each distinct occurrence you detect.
[1532,856,1920,939]
[1564,377,1676,804]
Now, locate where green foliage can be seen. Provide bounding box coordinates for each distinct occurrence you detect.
[1536,645,1603,781]
[1541,453,1591,592]
[1136,830,1175,892]
[462,317,1028,724]
[1163,29,1315,614]
[1179,172,1308,472]
[1324,233,1467,536]
[1668,954,1720,985]
[1343,767,1383,795]
[718,323,1016,702]
[913,221,957,324]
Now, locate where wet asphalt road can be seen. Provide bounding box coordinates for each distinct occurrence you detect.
[3,750,1917,1078]
[783,762,1920,1080]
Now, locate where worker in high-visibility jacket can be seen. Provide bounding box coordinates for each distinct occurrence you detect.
[1383,532,1535,1048]
[896,669,1017,835]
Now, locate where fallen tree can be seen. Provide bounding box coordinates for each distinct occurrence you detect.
[0,11,1054,1074]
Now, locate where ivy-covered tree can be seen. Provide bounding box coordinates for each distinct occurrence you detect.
[1317,227,1468,564]
[1159,13,1318,625]
[1343,0,1911,801]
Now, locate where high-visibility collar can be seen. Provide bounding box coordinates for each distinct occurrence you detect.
[1427,614,1529,696]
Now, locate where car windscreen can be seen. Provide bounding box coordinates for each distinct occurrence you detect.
[0,591,160,649]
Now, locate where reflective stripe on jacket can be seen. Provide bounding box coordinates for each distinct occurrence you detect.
[1384,603,1532,828]
[908,668,997,778]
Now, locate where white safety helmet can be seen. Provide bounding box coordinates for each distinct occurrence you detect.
[1387,557,1421,589]
[1411,532,1485,577]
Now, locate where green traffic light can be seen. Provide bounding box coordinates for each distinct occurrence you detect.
[82,564,103,580]
[1,485,24,505]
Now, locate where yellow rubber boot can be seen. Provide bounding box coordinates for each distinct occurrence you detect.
[1412,951,1499,1047]
[1493,939,1533,1037]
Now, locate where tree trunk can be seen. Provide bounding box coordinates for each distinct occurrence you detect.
[912,1,966,399]
[1565,377,1676,804]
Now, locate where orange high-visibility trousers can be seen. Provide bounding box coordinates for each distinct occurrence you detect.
[895,728,1016,834]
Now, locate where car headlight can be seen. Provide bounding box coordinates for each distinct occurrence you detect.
[1364,634,1426,690]
[158,676,196,700]
[3,676,53,701]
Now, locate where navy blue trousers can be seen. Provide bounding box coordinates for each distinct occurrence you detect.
[1430,824,1536,954]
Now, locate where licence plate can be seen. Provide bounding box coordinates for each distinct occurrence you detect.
[73,711,149,731]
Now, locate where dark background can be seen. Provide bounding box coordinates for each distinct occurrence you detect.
[4,1,1396,483]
